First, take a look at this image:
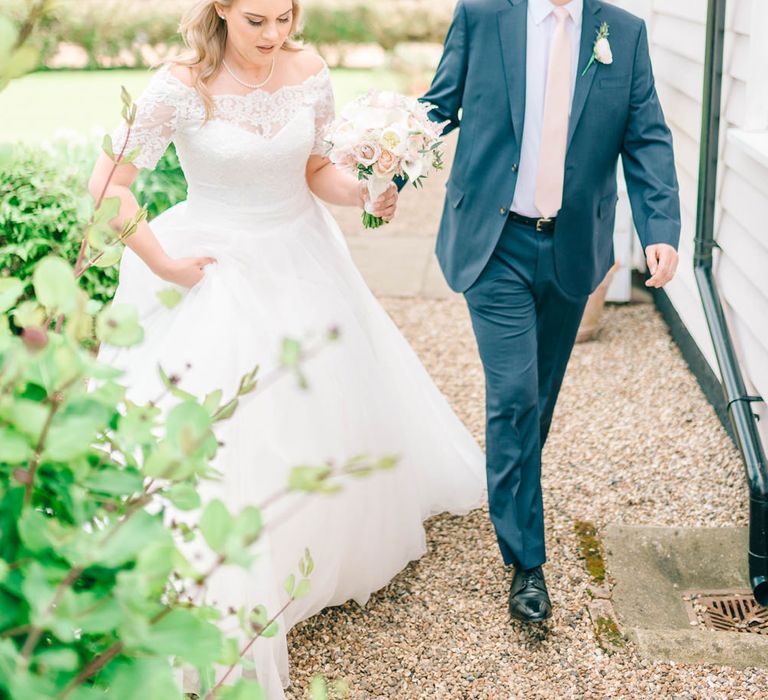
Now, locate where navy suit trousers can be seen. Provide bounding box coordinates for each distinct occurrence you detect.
[464,218,589,570]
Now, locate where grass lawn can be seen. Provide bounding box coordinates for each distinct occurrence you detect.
[0,68,404,144]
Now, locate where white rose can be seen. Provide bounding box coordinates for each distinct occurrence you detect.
[595,37,613,65]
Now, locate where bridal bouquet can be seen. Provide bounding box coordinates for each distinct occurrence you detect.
[322,90,447,229]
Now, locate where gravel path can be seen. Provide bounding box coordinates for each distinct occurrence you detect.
[285,297,765,699]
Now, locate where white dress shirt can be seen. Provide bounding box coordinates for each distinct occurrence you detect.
[511,0,583,218]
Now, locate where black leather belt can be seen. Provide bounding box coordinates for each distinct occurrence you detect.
[508,211,556,232]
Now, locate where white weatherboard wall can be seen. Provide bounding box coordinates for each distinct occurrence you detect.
[612,0,768,450]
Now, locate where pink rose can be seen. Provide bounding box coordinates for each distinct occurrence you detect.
[373,149,398,177]
[353,141,381,167]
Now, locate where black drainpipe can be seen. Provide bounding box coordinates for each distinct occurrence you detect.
[694,0,768,604]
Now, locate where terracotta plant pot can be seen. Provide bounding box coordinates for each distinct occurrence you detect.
[576,261,621,343]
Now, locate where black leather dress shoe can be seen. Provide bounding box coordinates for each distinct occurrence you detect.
[508,566,552,623]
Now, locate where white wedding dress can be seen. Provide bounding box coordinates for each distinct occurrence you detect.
[99,62,486,698]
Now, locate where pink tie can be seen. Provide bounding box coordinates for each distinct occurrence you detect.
[535,7,573,219]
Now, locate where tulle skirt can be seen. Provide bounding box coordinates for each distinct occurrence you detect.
[97,191,487,697]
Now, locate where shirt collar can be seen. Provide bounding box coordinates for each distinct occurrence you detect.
[530,0,584,26]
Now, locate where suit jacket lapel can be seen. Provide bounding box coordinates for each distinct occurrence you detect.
[498,0,527,146]
[567,0,602,150]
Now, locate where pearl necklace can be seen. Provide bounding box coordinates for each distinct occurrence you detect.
[222,57,276,90]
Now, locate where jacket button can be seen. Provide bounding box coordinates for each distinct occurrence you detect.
[511,163,518,172]
[499,207,507,215]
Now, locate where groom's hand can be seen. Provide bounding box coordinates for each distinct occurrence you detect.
[645,244,679,288]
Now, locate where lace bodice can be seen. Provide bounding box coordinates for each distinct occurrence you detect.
[112,62,335,220]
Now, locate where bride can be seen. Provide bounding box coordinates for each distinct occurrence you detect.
[88,0,486,696]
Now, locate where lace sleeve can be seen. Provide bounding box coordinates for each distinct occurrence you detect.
[311,67,336,157]
[111,65,184,170]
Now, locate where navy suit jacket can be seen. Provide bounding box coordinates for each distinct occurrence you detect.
[418,0,681,296]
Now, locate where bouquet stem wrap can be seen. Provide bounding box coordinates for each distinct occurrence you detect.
[363,176,392,229]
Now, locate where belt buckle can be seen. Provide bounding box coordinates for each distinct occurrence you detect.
[535,217,552,232]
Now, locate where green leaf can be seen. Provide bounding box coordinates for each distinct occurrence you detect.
[102,657,181,700]
[86,222,113,252]
[249,605,268,630]
[121,85,133,110]
[287,465,335,493]
[92,196,121,228]
[96,303,144,347]
[0,314,11,344]
[102,134,114,160]
[304,548,314,577]
[260,620,279,638]
[0,278,24,313]
[71,592,123,634]
[218,679,266,700]
[12,300,46,328]
[32,256,78,315]
[142,439,182,479]
[92,245,124,269]
[158,365,196,401]
[0,425,32,462]
[280,338,302,368]
[34,647,79,672]
[199,499,234,554]
[284,574,295,597]
[43,399,112,461]
[214,397,239,421]
[16,509,45,551]
[83,466,144,497]
[203,388,222,415]
[21,562,57,622]
[139,609,223,668]
[121,146,143,164]
[237,365,260,396]
[232,505,262,543]
[218,637,240,666]
[165,401,215,457]
[310,676,328,700]
[3,45,38,83]
[0,637,19,688]
[133,538,176,589]
[165,482,201,511]
[293,578,311,600]
[96,510,168,568]
[118,400,161,448]
[157,287,183,309]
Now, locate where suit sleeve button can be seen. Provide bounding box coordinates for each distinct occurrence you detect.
[499,207,507,215]
[511,164,518,172]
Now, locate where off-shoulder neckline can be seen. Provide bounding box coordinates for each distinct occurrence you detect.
[160,63,331,100]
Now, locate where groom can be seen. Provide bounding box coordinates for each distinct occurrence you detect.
[421,0,681,622]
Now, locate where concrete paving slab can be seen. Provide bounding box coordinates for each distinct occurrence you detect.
[420,253,454,300]
[604,525,768,668]
[345,236,434,298]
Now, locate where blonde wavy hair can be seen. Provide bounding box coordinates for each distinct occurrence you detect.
[175,0,304,118]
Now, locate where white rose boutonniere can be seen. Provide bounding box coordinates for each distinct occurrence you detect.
[582,22,612,76]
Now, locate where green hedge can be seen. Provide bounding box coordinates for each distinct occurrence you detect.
[18,0,455,69]
[0,140,188,309]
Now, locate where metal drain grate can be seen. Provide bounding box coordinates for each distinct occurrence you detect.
[683,590,768,635]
